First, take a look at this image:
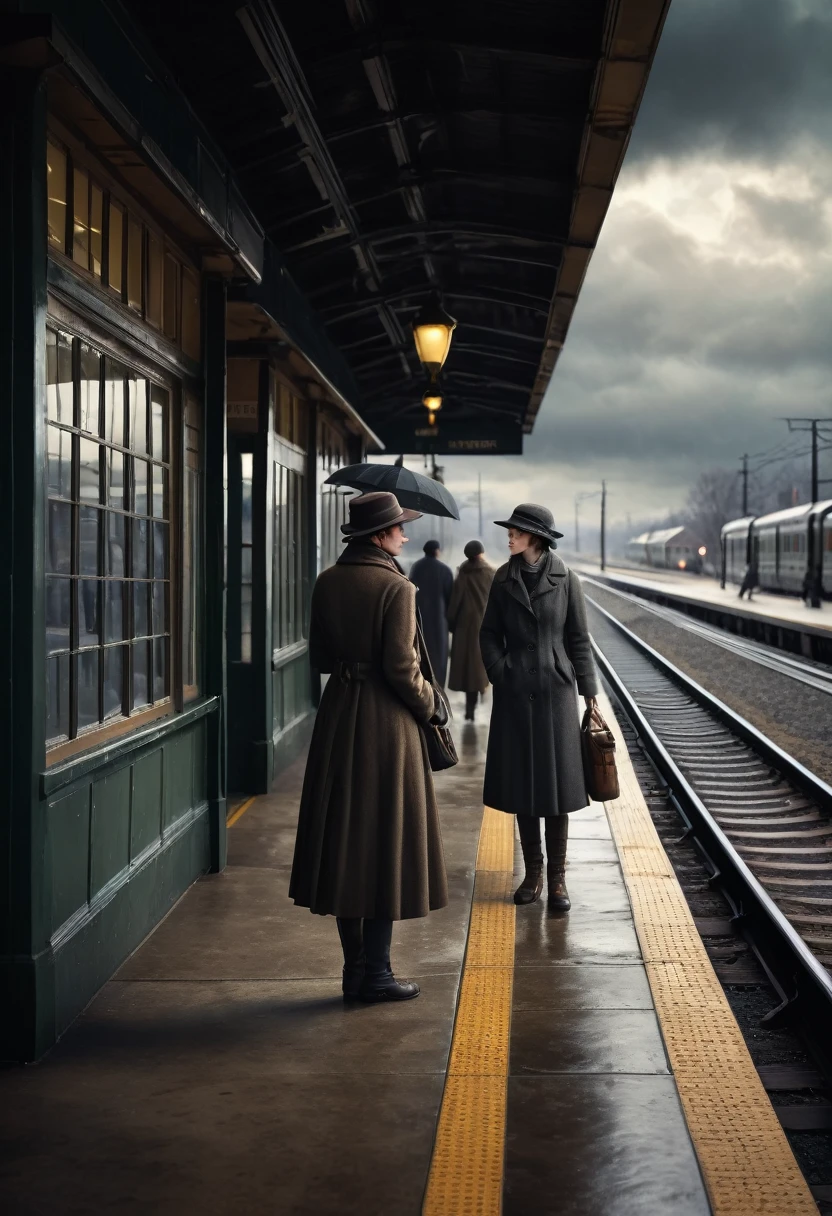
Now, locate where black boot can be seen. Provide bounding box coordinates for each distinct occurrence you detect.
[465,691,478,721]
[545,816,571,912]
[514,817,544,905]
[336,917,365,1001]
[359,918,420,1002]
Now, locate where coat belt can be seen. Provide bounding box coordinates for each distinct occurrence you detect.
[336,661,373,684]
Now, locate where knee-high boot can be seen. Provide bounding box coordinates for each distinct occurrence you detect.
[358,918,420,1003]
[515,816,544,905]
[336,917,365,1001]
[545,816,570,911]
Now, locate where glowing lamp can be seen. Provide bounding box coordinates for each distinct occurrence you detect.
[678,559,687,570]
[698,546,707,556]
[423,387,443,427]
[412,297,456,380]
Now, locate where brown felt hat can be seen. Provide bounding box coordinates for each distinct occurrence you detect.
[340,491,422,540]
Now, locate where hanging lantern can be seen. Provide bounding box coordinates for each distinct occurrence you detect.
[423,387,443,427]
[412,296,456,380]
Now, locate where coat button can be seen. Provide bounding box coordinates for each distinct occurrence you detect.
[527,643,535,651]
[529,693,536,701]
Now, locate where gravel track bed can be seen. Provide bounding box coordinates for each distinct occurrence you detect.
[584,581,832,787]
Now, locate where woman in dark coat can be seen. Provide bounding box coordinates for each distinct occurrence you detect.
[289,492,449,1002]
[447,540,494,720]
[480,503,599,911]
[409,540,454,685]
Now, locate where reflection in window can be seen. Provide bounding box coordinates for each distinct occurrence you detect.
[182,397,201,699]
[47,142,67,253]
[44,326,172,747]
[108,201,124,295]
[127,214,143,312]
[73,168,90,270]
[273,463,306,652]
[90,184,103,279]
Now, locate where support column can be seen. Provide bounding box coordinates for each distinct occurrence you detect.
[203,278,228,872]
[0,70,49,1059]
[306,401,320,706]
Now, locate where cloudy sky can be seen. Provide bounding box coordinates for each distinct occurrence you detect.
[403,0,832,556]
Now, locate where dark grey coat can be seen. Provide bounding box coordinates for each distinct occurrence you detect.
[409,554,454,685]
[480,552,599,817]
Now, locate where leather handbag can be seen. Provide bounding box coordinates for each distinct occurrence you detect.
[415,622,458,772]
[581,707,620,801]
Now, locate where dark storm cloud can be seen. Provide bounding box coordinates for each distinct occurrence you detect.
[630,0,832,162]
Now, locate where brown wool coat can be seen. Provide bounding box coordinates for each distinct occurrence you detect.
[447,559,494,695]
[289,543,449,920]
[480,551,599,818]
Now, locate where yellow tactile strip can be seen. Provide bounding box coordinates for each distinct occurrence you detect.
[598,689,817,1215]
[422,806,515,1216]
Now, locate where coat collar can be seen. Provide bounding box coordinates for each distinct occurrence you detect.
[337,541,407,578]
[496,550,567,612]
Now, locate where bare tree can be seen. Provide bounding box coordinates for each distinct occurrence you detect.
[685,469,738,561]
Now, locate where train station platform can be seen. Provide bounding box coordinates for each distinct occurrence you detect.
[0,693,817,1215]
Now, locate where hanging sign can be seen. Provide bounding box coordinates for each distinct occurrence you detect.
[377,418,524,456]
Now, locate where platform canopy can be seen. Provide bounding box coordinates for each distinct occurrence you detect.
[128,0,669,449]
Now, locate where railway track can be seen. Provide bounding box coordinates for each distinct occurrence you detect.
[586,594,832,1082]
[583,575,832,695]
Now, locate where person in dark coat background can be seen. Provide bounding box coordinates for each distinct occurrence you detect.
[410,540,454,685]
[480,503,599,911]
[289,492,449,1004]
[447,540,494,720]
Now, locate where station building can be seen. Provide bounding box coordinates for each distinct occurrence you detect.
[0,0,668,1061]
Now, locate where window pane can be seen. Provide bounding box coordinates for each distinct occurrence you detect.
[108,201,124,294]
[153,521,168,578]
[46,329,74,424]
[78,343,101,433]
[181,266,200,360]
[127,214,143,312]
[241,452,253,544]
[105,512,126,577]
[153,637,167,702]
[103,359,126,446]
[129,378,148,452]
[72,168,90,270]
[104,580,124,643]
[78,437,101,504]
[146,232,163,329]
[163,255,179,341]
[133,581,149,639]
[46,653,70,742]
[134,459,149,516]
[107,448,125,509]
[151,464,166,518]
[46,500,72,574]
[90,184,103,278]
[240,583,252,663]
[45,576,71,653]
[133,517,149,579]
[78,506,100,576]
[151,580,166,635]
[151,385,168,460]
[103,645,125,720]
[77,579,100,647]
[132,640,150,710]
[47,142,67,253]
[241,546,252,582]
[78,649,100,729]
[47,425,73,499]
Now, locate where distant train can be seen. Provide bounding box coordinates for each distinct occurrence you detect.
[625,525,707,573]
[721,500,832,596]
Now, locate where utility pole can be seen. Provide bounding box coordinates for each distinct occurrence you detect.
[600,481,607,571]
[740,454,749,515]
[477,471,482,538]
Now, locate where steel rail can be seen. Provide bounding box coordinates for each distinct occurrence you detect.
[582,575,832,695]
[588,599,832,1080]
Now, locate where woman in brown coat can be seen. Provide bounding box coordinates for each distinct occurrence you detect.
[289,492,449,1003]
[480,504,599,912]
[447,540,494,720]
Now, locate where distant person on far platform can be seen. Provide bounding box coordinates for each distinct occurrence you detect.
[448,541,494,720]
[410,539,454,685]
[738,557,758,601]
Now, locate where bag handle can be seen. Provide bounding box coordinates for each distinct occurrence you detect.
[581,705,612,735]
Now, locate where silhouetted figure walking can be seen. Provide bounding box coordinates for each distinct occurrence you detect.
[410,540,453,686]
[448,541,494,720]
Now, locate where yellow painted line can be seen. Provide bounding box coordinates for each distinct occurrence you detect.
[598,688,817,1215]
[422,806,515,1216]
[226,795,256,828]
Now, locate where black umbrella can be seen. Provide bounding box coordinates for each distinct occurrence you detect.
[324,462,460,519]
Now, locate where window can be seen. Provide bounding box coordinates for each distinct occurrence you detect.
[240,453,254,663]
[46,138,201,360]
[45,325,173,749]
[182,396,202,699]
[273,463,305,651]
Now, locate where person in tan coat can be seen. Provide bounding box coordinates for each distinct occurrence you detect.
[289,492,449,1003]
[447,540,494,720]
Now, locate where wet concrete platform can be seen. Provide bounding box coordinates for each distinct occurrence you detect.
[0,692,709,1215]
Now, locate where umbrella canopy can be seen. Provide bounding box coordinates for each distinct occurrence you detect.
[324,463,460,520]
